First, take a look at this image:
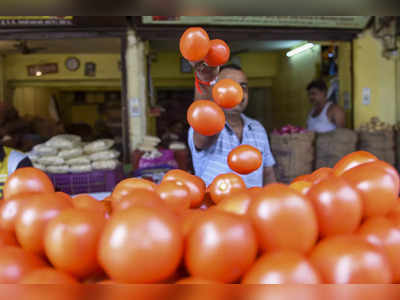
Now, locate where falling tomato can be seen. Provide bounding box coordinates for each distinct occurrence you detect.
[187,100,226,137]
[204,39,230,67]
[227,145,262,175]
[212,79,243,109]
[179,27,210,61]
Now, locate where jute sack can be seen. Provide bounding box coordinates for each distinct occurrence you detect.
[358,130,395,165]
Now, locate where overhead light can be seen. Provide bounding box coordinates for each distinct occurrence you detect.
[286,43,315,57]
[35,70,42,76]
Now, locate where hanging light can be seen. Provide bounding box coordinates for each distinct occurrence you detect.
[286,43,315,57]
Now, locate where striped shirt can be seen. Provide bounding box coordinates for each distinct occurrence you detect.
[188,114,275,188]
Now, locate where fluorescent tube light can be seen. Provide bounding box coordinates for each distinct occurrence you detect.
[286,43,315,57]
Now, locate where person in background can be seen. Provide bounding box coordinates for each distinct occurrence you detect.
[0,103,31,150]
[95,102,123,153]
[306,80,345,133]
[161,120,186,148]
[188,63,276,188]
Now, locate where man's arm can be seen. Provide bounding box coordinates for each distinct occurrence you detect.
[330,105,346,128]
[263,166,276,186]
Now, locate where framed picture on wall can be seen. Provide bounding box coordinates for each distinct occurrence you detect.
[180,58,193,73]
[85,62,96,77]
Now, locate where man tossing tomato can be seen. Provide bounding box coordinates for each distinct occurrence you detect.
[188,62,276,187]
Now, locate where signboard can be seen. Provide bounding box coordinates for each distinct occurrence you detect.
[142,16,370,29]
[0,16,73,26]
[27,63,58,76]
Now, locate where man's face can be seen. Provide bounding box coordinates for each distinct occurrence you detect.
[308,88,326,106]
[217,68,249,114]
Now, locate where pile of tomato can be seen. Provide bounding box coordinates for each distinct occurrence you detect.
[0,150,398,284]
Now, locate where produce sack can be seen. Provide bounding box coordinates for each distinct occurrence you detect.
[358,130,395,165]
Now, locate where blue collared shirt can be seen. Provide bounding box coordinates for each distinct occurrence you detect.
[188,114,276,188]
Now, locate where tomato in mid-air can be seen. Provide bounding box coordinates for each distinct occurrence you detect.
[208,173,246,204]
[179,27,210,61]
[333,151,378,176]
[227,145,262,175]
[204,39,230,67]
[212,79,243,109]
[187,100,226,137]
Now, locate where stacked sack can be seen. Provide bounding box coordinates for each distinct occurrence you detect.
[29,135,120,174]
[358,117,395,165]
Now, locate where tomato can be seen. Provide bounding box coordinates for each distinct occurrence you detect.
[291,174,311,183]
[0,229,18,247]
[333,151,378,176]
[227,145,262,175]
[56,192,72,202]
[387,198,400,226]
[176,277,219,284]
[341,161,399,217]
[98,206,183,283]
[248,183,318,254]
[199,191,215,210]
[358,217,400,283]
[19,267,78,284]
[180,209,206,237]
[15,192,72,256]
[310,235,392,283]
[111,178,157,205]
[289,180,312,195]
[204,39,230,67]
[71,194,107,217]
[247,187,264,198]
[0,193,30,232]
[156,181,191,213]
[179,27,210,61]
[0,246,47,283]
[209,173,246,204]
[212,78,243,109]
[215,191,252,216]
[112,189,164,213]
[163,169,206,208]
[185,210,257,283]
[44,209,106,279]
[308,168,334,185]
[3,167,54,200]
[187,100,226,137]
[242,251,321,284]
[307,177,363,237]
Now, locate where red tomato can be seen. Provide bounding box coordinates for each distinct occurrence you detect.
[185,210,258,283]
[248,183,318,254]
[247,187,264,198]
[358,217,400,283]
[156,181,191,213]
[180,209,206,237]
[3,167,54,200]
[111,178,156,203]
[71,194,107,217]
[341,161,399,217]
[112,189,164,213]
[98,207,183,283]
[227,145,262,175]
[163,169,206,208]
[19,267,78,284]
[387,198,400,226]
[176,277,219,284]
[310,235,392,283]
[212,79,243,109]
[0,229,18,247]
[289,180,312,195]
[307,177,363,237]
[0,193,30,232]
[242,251,321,284]
[44,209,106,279]
[291,174,311,183]
[204,39,230,67]
[0,246,47,283]
[187,100,226,137]
[179,27,210,61]
[333,151,378,176]
[15,192,72,256]
[209,173,246,204]
[215,191,252,216]
[308,168,334,185]
[56,192,72,203]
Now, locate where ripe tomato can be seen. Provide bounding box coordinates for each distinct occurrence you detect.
[387,198,400,227]
[0,229,18,247]
[176,277,219,284]
[98,206,183,283]
[56,192,72,203]
[333,151,378,176]
[187,100,226,137]
[3,167,54,200]
[71,194,107,217]
[111,178,157,205]
[15,192,72,256]
[242,251,321,284]
[179,27,210,61]
[185,210,258,283]
[156,181,191,213]
[44,209,106,279]
[112,189,165,213]
[212,79,243,109]
[204,39,230,67]
[307,177,363,237]
[247,187,264,198]
[19,267,78,284]
[291,174,311,183]
[289,180,312,195]
[341,161,399,217]
[215,191,252,216]
[358,217,400,283]
[310,235,392,283]
[308,168,334,185]
[0,193,30,232]
[0,246,47,283]
[209,173,246,204]
[248,183,318,254]
[163,169,206,208]
[180,209,206,237]
[227,145,262,175]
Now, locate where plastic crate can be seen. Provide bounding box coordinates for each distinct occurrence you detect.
[47,167,124,195]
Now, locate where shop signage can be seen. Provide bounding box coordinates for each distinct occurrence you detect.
[0,16,73,26]
[142,16,370,29]
[27,63,58,76]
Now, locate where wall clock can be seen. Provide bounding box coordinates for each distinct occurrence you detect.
[65,57,80,71]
